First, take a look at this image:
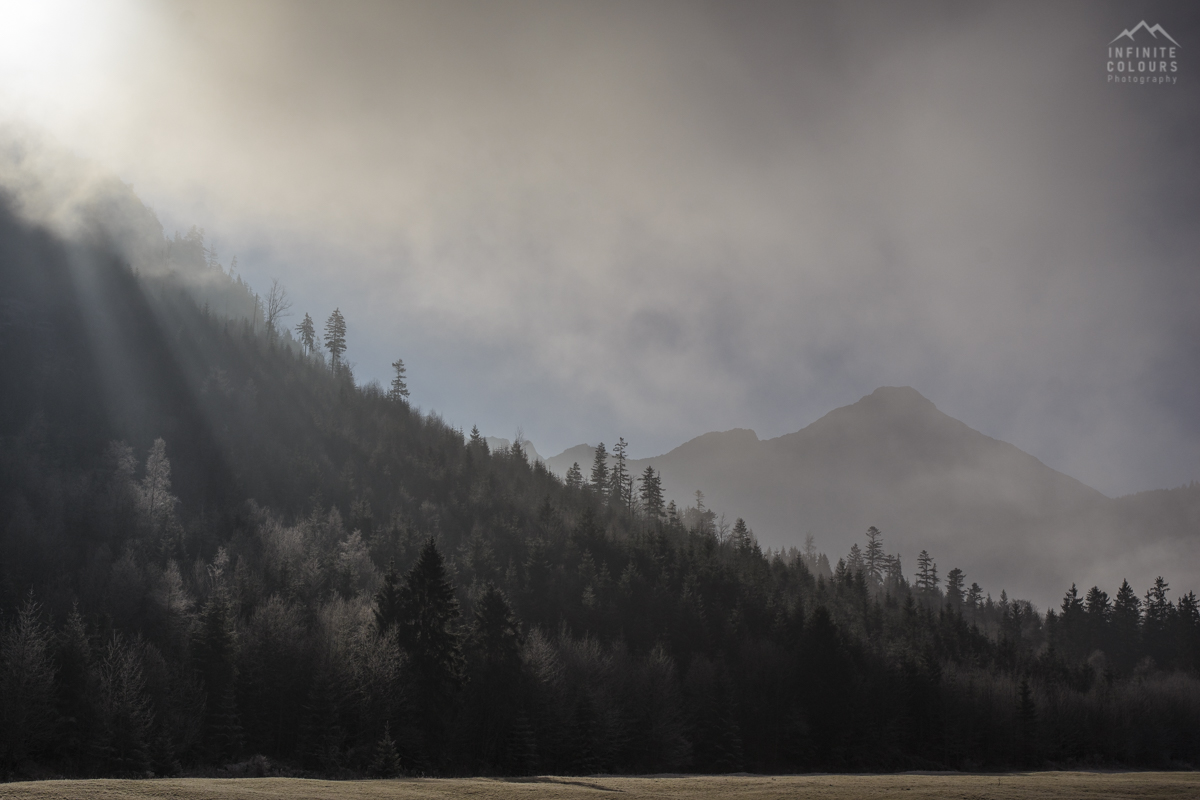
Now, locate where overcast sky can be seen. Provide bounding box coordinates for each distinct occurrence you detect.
[1,0,1197,496]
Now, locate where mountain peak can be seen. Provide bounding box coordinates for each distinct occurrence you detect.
[814,385,942,429]
[861,385,936,408]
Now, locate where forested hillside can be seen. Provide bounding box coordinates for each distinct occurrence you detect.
[1,186,1199,781]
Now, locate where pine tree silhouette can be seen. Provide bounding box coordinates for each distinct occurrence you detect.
[369,723,403,777]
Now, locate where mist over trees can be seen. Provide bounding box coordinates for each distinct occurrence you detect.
[0,183,1199,782]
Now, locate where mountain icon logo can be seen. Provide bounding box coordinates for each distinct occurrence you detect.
[1110,21,1180,47]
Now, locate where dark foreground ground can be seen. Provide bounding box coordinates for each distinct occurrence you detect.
[2,772,1199,800]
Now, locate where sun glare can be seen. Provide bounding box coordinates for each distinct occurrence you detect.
[0,0,140,127]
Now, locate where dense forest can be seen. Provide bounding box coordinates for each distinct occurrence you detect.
[1,189,1199,782]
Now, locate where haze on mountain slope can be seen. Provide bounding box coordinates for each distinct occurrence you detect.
[4,124,1195,615]
[546,388,1200,610]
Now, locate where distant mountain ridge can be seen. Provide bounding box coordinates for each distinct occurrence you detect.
[546,387,1200,608]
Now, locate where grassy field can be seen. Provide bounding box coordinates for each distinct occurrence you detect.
[2,772,1199,800]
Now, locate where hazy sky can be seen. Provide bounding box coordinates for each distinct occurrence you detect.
[2,0,1197,496]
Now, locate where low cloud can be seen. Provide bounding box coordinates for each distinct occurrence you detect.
[1,0,1197,494]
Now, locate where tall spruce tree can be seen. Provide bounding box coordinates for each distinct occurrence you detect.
[466,584,530,774]
[945,568,965,609]
[399,538,464,761]
[847,543,863,575]
[90,635,153,776]
[1084,586,1111,652]
[0,597,58,772]
[638,465,664,521]
[732,518,753,552]
[194,592,242,761]
[589,443,609,501]
[565,462,584,491]
[915,551,938,595]
[55,607,94,760]
[468,425,488,453]
[1112,579,1141,670]
[389,358,409,401]
[610,437,630,512]
[369,722,403,777]
[474,584,522,672]
[324,308,347,371]
[1143,576,1175,664]
[864,526,885,585]
[295,312,316,355]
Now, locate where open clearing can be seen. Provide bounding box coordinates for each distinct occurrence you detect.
[2,772,1199,800]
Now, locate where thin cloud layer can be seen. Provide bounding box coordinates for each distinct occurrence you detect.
[1,0,1197,495]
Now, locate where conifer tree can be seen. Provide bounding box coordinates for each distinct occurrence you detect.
[803,534,818,571]
[389,358,409,401]
[945,568,965,608]
[1016,676,1037,766]
[731,518,753,552]
[1050,585,1084,661]
[466,585,528,773]
[565,462,584,490]
[638,465,664,521]
[399,538,464,758]
[589,443,609,499]
[299,665,348,772]
[374,560,403,635]
[370,722,403,777]
[90,635,153,776]
[686,659,743,774]
[1143,576,1175,663]
[510,435,527,463]
[1112,579,1141,666]
[567,694,602,775]
[324,308,347,371]
[0,597,58,771]
[610,438,630,511]
[864,526,885,585]
[474,584,523,671]
[915,551,938,595]
[965,582,983,623]
[800,606,852,768]
[194,592,242,761]
[1084,586,1111,651]
[295,313,316,355]
[847,543,863,574]
[55,606,94,759]
[1145,577,1173,625]
[1175,592,1200,671]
